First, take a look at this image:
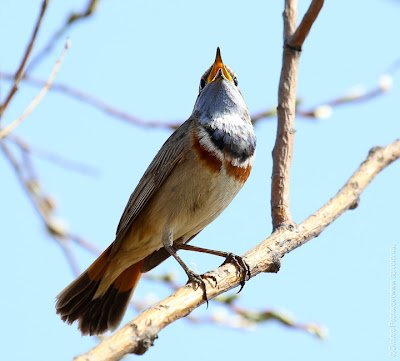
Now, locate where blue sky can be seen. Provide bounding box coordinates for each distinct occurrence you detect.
[0,1,399,360]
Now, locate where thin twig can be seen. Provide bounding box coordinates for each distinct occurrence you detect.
[251,107,277,124]
[67,233,103,255]
[0,69,390,129]
[27,0,99,73]
[8,134,99,176]
[297,75,392,118]
[0,0,50,118]
[0,39,70,139]
[1,140,101,257]
[290,0,325,50]
[232,305,326,339]
[73,139,400,360]
[0,73,178,129]
[1,141,49,221]
[57,239,81,276]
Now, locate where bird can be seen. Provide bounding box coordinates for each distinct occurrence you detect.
[56,47,256,336]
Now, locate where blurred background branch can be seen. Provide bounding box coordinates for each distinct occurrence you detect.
[26,0,100,73]
[1,71,392,129]
[0,0,49,119]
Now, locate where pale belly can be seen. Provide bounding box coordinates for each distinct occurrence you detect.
[117,153,246,266]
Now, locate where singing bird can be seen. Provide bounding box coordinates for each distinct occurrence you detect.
[56,48,256,335]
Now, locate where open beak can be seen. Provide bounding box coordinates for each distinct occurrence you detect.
[207,47,233,83]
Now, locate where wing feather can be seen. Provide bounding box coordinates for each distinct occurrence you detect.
[110,120,192,257]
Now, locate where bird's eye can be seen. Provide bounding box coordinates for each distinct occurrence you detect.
[233,77,238,86]
[199,78,206,90]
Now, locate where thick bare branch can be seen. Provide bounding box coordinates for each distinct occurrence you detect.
[73,138,400,361]
[271,0,299,230]
[271,0,324,230]
[141,273,324,335]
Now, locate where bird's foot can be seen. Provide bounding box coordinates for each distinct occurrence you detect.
[221,253,251,293]
[185,269,217,307]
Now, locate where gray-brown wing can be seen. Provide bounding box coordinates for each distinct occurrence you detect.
[110,119,192,257]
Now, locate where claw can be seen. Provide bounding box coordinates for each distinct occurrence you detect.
[221,253,251,293]
[185,270,216,307]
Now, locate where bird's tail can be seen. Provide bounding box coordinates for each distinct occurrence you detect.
[56,243,143,335]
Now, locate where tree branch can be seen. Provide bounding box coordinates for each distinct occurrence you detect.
[297,74,392,119]
[0,139,99,257]
[290,0,324,50]
[0,39,69,139]
[73,138,400,361]
[0,73,178,129]
[26,0,99,73]
[271,0,299,230]
[0,0,50,119]
[271,0,324,230]
[7,134,99,175]
[0,64,389,129]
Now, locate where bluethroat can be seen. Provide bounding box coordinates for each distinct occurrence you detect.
[56,48,256,335]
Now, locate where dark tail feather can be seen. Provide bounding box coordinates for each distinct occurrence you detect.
[56,245,143,335]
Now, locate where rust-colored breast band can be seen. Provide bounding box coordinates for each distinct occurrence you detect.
[191,130,222,173]
[224,160,252,184]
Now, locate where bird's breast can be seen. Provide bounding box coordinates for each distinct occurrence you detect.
[191,121,255,185]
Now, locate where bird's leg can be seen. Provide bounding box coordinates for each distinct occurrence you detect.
[162,229,214,303]
[176,244,251,293]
